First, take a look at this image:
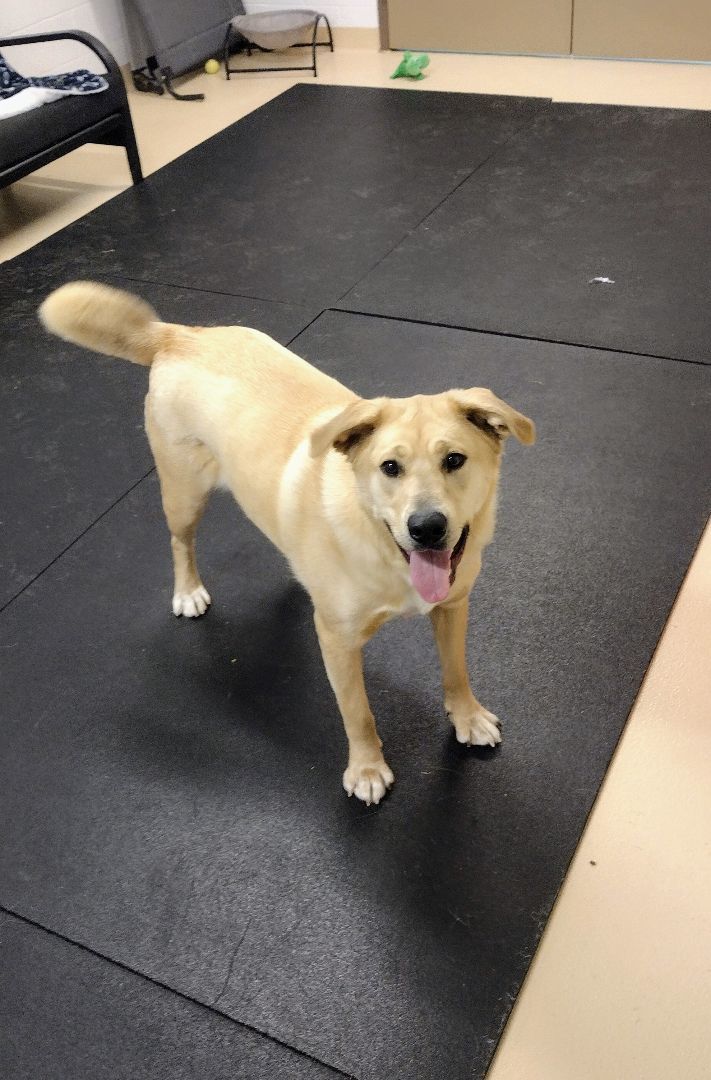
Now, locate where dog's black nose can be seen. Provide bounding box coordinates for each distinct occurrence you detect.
[407,510,448,548]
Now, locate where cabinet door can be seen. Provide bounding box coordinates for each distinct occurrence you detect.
[573,0,711,61]
[387,0,573,56]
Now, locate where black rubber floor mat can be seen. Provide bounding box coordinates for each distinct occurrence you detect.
[1,312,708,1079]
[0,278,314,609]
[341,102,711,363]
[0,910,341,1080]
[2,85,548,309]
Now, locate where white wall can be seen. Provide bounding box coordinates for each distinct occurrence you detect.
[247,2,378,28]
[2,0,378,76]
[2,0,130,74]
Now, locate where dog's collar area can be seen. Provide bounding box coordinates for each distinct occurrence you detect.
[385,522,469,583]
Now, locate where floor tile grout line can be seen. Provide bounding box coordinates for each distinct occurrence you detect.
[331,101,553,311]
[0,465,157,619]
[0,903,356,1080]
[330,306,711,369]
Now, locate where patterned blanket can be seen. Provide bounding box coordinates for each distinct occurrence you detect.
[0,52,108,119]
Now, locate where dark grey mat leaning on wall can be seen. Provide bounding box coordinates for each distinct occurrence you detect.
[1,312,709,1079]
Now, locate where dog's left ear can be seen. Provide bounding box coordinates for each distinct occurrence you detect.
[310,398,384,457]
[450,388,536,446]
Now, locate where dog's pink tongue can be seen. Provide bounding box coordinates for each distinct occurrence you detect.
[409,549,451,603]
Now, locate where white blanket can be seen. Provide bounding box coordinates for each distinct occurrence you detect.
[0,86,71,119]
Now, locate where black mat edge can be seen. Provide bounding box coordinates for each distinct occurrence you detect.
[0,467,154,617]
[332,305,711,369]
[0,903,354,1080]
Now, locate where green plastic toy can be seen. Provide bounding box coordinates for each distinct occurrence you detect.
[390,51,430,80]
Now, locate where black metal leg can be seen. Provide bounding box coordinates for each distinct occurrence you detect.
[224,15,335,79]
[223,26,231,80]
[323,15,334,52]
[311,15,333,75]
[123,122,143,184]
[311,18,318,76]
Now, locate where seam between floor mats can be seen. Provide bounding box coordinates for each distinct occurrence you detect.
[109,274,310,310]
[285,307,331,347]
[99,105,552,319]
[0,466,157,619]
[330,306,711,369]
[0,904,356,1080]
[106,274,326,349]
[331,102,552,311]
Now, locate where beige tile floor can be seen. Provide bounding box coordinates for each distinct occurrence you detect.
[2,39,710,1079]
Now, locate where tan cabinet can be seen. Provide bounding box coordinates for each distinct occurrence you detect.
[572,0,711,62]
[386,0,572,56]
[383,0,711,62]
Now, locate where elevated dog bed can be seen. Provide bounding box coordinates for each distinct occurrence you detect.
[225,9,333,79]
[124,2,333,99]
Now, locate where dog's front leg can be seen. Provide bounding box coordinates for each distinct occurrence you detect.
[314,611,394,805]
[429,598,501,748]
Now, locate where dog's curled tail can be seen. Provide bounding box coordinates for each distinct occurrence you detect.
[39,281,162,366]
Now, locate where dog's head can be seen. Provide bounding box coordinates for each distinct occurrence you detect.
[310,389,535,603]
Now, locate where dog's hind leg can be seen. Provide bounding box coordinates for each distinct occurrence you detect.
[145,403,218,617]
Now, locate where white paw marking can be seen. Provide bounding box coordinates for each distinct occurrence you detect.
[343,760,395,806]
[450,705,502,748]
[172,586,211,618]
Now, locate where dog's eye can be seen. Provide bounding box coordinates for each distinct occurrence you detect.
[443,452,467,472]
[380,459,401,478]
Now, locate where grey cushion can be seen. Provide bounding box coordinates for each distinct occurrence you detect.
[124,0,240,75]
[231,10,320,50]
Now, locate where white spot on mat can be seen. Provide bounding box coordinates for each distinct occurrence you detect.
[589,276,616,284]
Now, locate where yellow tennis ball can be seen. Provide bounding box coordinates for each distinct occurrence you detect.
[204,59,220,74]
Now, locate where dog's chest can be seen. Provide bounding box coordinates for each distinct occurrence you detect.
[398,593,436,617]
[374,587,436,623]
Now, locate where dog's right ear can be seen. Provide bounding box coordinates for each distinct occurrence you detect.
[310,399,383,458]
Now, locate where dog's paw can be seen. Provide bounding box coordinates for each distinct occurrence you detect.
[172,586,211,618]
[449,704,502,748]
[343,760,395,806]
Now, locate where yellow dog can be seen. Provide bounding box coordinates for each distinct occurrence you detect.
[41,282,535,804]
